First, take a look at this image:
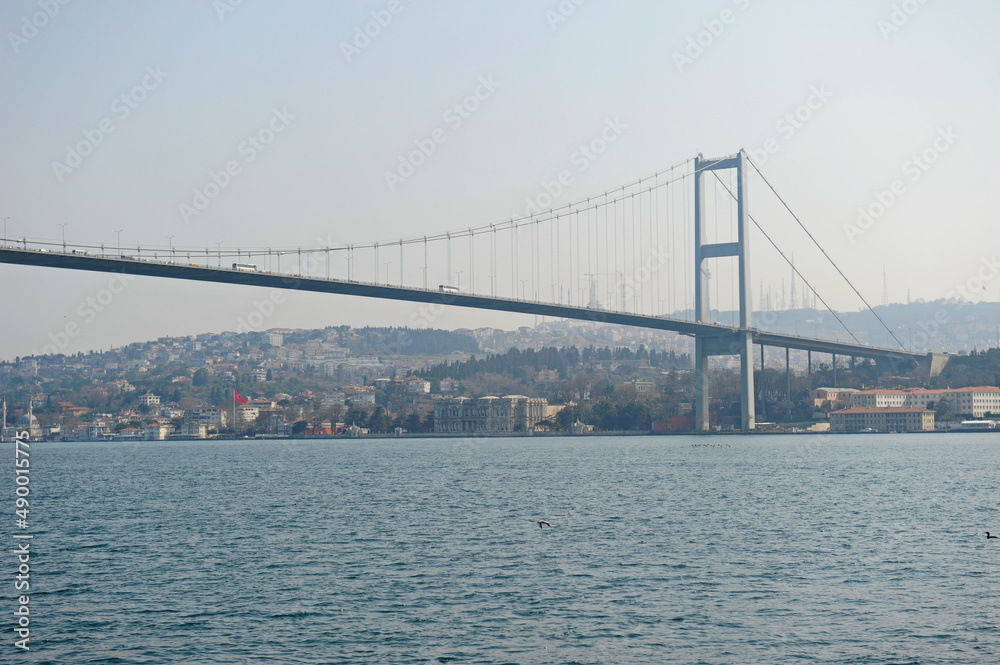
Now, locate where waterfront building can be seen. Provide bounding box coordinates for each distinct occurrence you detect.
[905,387,1000,418]
[850,390,909,408]
[810,387,859,410]
[830,406,935,432]
[434,395,550,433]
[853,386,1000,418]
[179,421,210,439]
[187,406,228,429]
[3,400,46,440]
[238,405,260,423]
[144,423,173,440]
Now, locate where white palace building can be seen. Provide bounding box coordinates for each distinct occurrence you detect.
[434,395,557,434]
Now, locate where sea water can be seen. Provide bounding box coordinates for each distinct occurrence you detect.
[3,434,998,664]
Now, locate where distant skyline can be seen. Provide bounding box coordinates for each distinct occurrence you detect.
[2,0,998,360]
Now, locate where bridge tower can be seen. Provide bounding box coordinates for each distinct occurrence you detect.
[693,151,755,431]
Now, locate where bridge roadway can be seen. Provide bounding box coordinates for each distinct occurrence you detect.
[0,247,942,373]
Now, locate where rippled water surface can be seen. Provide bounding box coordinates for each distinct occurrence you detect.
[4,434,1000,664]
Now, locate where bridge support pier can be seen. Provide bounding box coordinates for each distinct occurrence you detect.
[693,151,755,431]
[739,331,756,431]
[785,346,791,421]
[694,330,757,431]
[695,337,710,431]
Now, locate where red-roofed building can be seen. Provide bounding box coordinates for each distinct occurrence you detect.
[905,386,1000,417]
[851,389,911,408]
[852,386,1000,418]
[830,406,934,433]
[56,401,92,417]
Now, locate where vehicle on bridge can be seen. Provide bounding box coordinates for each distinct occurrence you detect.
[232,263,258,272]
[438,284,459,293]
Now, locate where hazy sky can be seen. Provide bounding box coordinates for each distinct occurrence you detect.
[1,0,997,360]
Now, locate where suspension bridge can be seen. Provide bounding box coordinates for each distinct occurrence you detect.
[0,150,947,431]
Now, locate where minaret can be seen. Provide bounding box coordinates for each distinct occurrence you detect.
[789,253,798,310]
[702,267,711,315]
[882,265,889,307]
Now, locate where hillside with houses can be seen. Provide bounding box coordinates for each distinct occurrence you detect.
[5,319,1000,441]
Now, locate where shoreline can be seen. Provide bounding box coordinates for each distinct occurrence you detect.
[8,427,1000,443]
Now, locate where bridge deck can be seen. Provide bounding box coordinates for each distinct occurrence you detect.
[0,247,932,368]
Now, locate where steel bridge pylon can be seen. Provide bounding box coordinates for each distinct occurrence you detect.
[693,151,755,431]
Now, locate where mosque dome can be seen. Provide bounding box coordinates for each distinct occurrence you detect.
[18,413,39,427]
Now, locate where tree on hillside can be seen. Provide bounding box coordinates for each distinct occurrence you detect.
[366,407,393,433]
[928,398,955,421]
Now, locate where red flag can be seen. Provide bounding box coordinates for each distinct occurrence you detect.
[234,390,248,404]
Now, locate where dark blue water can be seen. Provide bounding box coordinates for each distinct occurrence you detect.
[3,434,999,664]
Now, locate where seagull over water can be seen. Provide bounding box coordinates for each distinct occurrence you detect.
[537,520,552,529]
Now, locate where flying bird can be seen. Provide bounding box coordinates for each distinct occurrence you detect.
[537,520,552,528]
